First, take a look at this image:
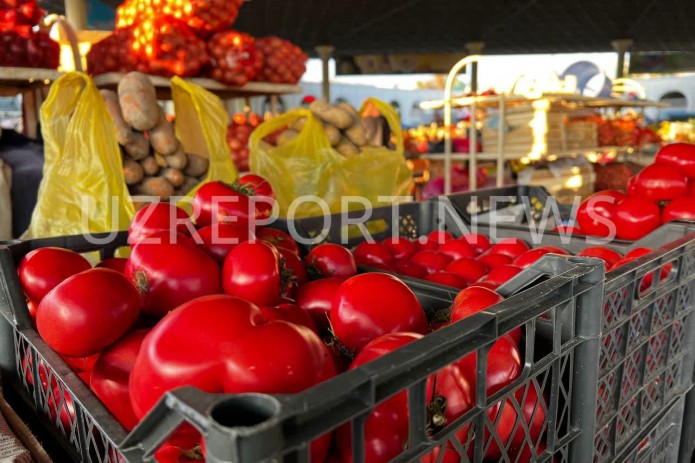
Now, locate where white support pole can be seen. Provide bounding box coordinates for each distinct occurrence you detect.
[496,94,505,187]
[64,0,87,30]
[316,45,334,101]
[444,55,481,195]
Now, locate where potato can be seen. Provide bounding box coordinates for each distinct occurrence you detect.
[291,117,307,132]
[124,132,150,160]
[277,129,299,146]
[180,176,200,195]
[135,177,175,200]
[258,140,275,152]
[323,124,341,146]
[166,146,188,170]
[344,120,367,146]
[100,89,133,146]
[154,153,168,168]
[123,159,144,185]
[140,156,160,176]
[310,99,352,129]
[149,108,180,156]
[118,72,159,131]
[162,168,185,188]
[336,137,360,157]
[338,102,359,119]
[184,154,209,177]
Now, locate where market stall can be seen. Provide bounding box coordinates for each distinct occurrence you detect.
[2,1,695,463]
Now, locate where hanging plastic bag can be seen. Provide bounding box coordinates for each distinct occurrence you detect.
[249,98,412,218]
[170,76,237,202]
[24,72,134,238]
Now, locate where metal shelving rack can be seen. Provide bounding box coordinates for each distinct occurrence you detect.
[428,55,668,193]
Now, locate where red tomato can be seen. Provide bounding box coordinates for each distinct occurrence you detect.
[18,248,91,304]
[256,227,300,255]
[236,174,275,220]
[127,241,221,318]
[415,237,439,252]
[627,176,639,196]
[471,280,500,291]
[613,197,661,241]
[90,329,148,430]
[95,257,128,274]
[223,241,283,307]
[450,286,503,322]
[305,244,357,278]
[61,353,100,373]
[278,247,307,296]
[654,142,695,179]
[479,399,519,460]
[196,223,250,264]
[460,233,491,254]
[478,253,514,269]
[552,224,581,235]
[353,242,394,266]
[192,181,253,228]
[487,238,530,259]
[663,196,695,223]
[633,163,688,202]
[438,239,477,260]
[294,278,344,333]
[513,246,569,268]
[457,335,521,396]
[392,260,428,279]
[577,246,622,268]
[129,295,335,419]
[37,269,140,357]
[336,333,472,463]
[330,273,428,352]
[444,258,488,284]
[484,265,522,286]
[617,247,671,290]
[510,382,547,449]
[450,286,521,343]
[258,303,318,334]
[129,202,193,244]
[689,179,695,196]
[412,250,453,274]
[424,272,468,289]
[427,230,455,245]
[154,431,205,463]
[576,190,624,238]
[26,299,38,323]
[381,237,416,260]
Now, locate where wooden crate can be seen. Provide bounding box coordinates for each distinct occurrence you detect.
[518,163,595,205]
[481,101,598,156]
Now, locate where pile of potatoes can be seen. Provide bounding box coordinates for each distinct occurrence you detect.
[102,72,209,200]
[272,100,382,157]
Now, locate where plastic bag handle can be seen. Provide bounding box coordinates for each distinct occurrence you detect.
[359,97,404,154]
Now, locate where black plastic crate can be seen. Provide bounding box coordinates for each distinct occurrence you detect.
[466,221,695,463]
[282,201,695,463]
[442,186,574,230]
[609,393,686,463]
[0,233,605,463]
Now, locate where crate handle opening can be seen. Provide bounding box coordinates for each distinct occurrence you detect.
[211,395,281,429]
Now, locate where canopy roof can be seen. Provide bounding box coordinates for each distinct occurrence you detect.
[232,0,695,56]
[44,0,695,56]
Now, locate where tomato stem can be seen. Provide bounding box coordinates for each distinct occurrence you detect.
[133,270,150,295]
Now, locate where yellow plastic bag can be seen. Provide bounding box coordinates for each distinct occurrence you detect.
[170,76,237,201]
[24,72,134,238]
[249,98,412,218]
